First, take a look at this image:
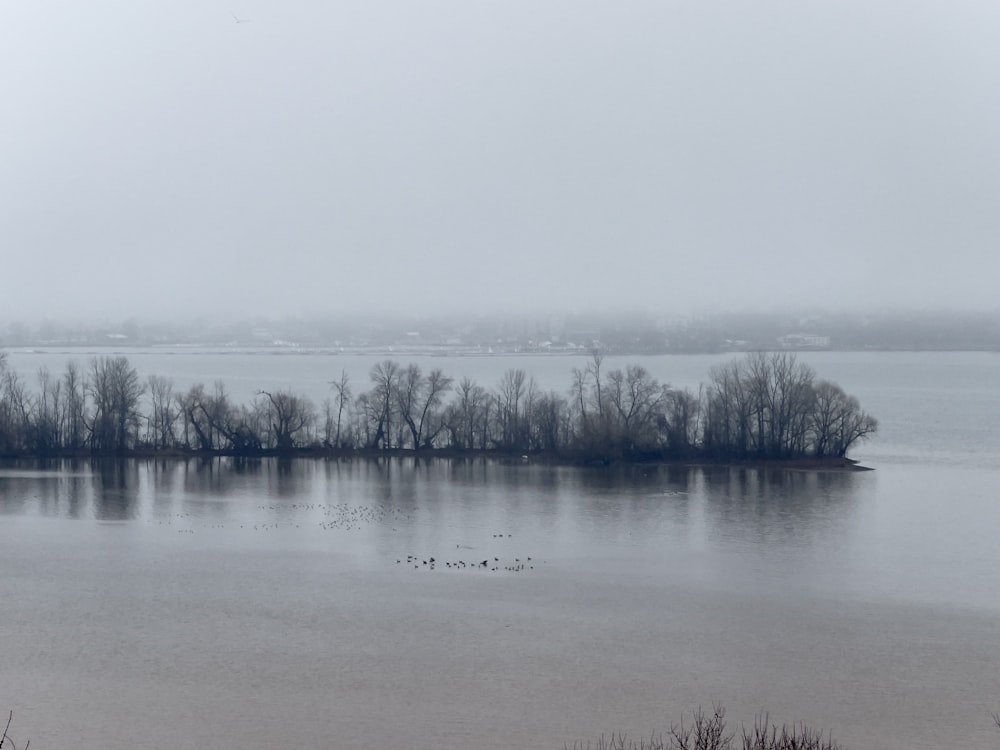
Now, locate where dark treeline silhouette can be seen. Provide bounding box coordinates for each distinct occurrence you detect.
[0,351,877,463]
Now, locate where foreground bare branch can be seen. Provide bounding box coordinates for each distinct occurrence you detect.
[568,706,841,750]
[0,711,29,750]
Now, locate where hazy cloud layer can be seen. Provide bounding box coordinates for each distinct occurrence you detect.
[3,1,999,321]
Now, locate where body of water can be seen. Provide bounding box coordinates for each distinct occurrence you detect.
[1,350,999,749]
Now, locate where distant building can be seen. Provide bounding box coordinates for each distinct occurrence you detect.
[777,333,831,349]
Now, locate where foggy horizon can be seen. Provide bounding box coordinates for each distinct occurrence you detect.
[4,1,1000,321]
[2,302,998,332]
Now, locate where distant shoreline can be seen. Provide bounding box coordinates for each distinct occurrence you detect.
[4,343,1000,356]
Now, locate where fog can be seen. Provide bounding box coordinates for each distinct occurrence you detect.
[3,1,999,322]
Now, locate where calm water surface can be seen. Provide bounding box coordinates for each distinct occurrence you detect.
[1,351,999,749]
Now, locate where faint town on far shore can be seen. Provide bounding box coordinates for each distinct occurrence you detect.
[2,309,998,355]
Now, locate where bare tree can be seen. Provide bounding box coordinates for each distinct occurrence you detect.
[395,364,424,449]
[330,369,351,448]
[175,381,261,452]
[606,364,668,452]
[258,390,314,450]
[396,366,452,450]
[367,360,400,449]
[569,366,590,440]
[663,387,701,455]
[754,352,816,458]
[587,349,605,419]
[495,368,528,451]
[62,361,87,451]
[444,376,485,450]
[87,356,145,452]
[33,366,62,451]
[531,390,567,452]
[353,392,373,449]
[0,364,32,452]
[703,359,755,459]
[569,704,841,750]
[702,352,874,461]
[321,398,335,447]
[177,383,221,451]
[811,380,877,458]
[146,374,177,450]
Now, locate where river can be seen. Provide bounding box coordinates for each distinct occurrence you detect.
[1,349,998,749]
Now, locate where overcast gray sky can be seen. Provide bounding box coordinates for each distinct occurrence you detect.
[3,1,999,322]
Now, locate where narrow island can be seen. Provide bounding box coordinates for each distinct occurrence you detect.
[0,351,877,466]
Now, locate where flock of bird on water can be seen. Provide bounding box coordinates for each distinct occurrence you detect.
[155,501,541,573]
[397,539,535,573]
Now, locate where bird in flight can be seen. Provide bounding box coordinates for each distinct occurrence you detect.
[231,11,250,23]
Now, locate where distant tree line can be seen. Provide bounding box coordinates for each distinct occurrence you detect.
[0,351,877,462]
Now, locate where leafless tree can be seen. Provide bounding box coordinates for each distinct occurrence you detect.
[329,368,352,448]
[587,349,605,419]
[702,353,875,460]
[395,364,422,449]
[532,390,568,452]
[663,387,701,454]
[366,360,400,449]
[707,358,757,458]
[495,368,528,450]
[353,392,373,449]
[176,381,262,452]
[146,374,177,449]
[741,712,842,750]
[62,361,88,450]
[33,366,62,451]
[445,376,489,450]
[811,380,878,458]
[258,390,314,450]
[570,366,591,440]
[568,705,841,750]
[752,352,816,457]
[397,366,453,450]
[606,364,668,452]
[0,358,32,451]
[177,384,218,450]
[669,704,733,750]
[87,356,145,452]
[321,398,335,447]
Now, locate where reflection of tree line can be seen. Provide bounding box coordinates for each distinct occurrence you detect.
[701,465,859,545]
[0,351,876,462]
[0,458,862,530]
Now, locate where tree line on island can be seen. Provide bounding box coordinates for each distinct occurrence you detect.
[0,351,877,463]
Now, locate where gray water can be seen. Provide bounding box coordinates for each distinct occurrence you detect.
[1,351,999,749]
